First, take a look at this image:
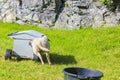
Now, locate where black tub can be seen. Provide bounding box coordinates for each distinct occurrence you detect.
[63,67,103,80]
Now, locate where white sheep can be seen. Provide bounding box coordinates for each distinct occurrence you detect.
[31,35,51,65]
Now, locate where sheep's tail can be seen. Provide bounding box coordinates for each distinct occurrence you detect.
[39,45,49,52]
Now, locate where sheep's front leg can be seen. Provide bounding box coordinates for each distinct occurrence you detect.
[37,52,44,64]
[46,53,51,65]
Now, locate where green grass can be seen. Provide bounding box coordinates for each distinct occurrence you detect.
[0,22,120,80]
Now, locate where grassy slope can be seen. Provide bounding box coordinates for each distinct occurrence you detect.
[0,22,120,80]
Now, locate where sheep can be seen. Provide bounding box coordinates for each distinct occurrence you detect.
[31,35,51,65]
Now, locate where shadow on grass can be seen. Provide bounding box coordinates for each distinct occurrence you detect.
[49,53,77,65]
[4,53,77,65]
[5,57,32,62]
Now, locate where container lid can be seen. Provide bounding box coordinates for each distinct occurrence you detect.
[8,30,45,39]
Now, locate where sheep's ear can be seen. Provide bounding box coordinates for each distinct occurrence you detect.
[29,41,32,47]
[41,35,44,37]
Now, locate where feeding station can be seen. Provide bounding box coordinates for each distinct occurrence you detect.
[5,30,45,60]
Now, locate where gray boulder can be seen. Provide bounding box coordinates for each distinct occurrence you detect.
[0,0,119,29]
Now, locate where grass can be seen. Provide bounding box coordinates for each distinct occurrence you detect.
[0,22,120,80]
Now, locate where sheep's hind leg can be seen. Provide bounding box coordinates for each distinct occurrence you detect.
[46,53,51,65]
[37,52,44,64]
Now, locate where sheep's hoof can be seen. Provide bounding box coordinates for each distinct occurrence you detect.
[49,63,52,65]
[41,63,44,65]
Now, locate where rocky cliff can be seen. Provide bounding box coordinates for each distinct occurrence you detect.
[0,0,120,29]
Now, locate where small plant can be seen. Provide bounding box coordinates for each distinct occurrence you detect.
[100,0,120,11]
[100,0,111,5]
[65,2,69,7]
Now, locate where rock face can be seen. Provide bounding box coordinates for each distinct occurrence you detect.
[0,0,120,29]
